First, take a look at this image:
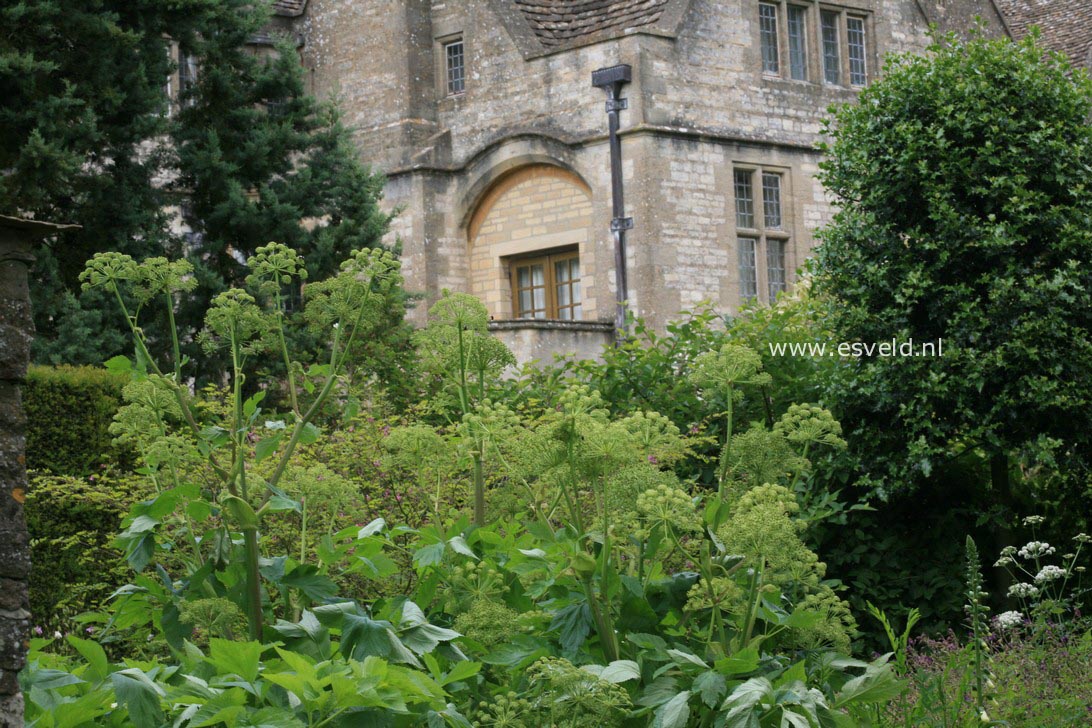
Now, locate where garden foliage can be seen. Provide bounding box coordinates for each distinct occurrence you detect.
[20,250,902,727]
[24,365,133,475]
[814,31,1092,505]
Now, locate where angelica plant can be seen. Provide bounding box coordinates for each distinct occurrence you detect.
[415,291,515,525]
[84,244,402,639]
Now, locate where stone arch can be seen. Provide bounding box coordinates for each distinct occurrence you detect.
[467,164,598,321]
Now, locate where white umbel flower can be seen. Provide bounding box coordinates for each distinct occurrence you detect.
[1007,582,1039,598]
[1034,565,1067,583]
[1018,541,1055,559]
[994,610,1023,630]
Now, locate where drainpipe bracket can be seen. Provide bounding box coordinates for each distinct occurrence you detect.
[611,217,634,232]
[605,97,628,112]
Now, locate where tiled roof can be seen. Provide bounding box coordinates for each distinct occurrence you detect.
[994,0,1092,68]
[513,0,671,50]
[272,0,307,17]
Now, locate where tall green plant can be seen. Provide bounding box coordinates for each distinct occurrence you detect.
[414,292,515,526]
[82,243,401,639]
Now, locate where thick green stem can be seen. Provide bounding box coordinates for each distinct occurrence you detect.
[274,291,301,417]
[582,578,619,662]
[472,452,485,527]
[242,528,263,640]
[717,386,735,501]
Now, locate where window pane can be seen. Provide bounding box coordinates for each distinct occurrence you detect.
[739,238,758,301]
[762,173,782,229]
[847,17,866,86]
[787,6,807,80]
[533,286,545,318]
[558,280,570,307]
[555,259,570,283]
[517,266,530,289]
[767,239,787,300]
[734,170,755,228]
[572,277,581,306]
[531,264,544,287]
[519,287,533,318]
[759,4,780,74]
[821,11,840,84]
[445,41,465,95]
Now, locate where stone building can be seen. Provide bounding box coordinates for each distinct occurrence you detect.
[268,0,1080,363]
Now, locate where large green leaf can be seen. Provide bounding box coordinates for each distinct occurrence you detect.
[206,638,263,683]
[110,669,165,728]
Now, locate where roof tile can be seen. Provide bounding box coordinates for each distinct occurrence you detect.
[995,0,1092,69]
[513,0,670,49]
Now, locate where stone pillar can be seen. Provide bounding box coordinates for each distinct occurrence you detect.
[0,216,73,727]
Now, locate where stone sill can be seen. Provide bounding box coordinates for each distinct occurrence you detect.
[488,319,615,334]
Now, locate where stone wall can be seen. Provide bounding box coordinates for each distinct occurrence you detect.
[0,221,38,728]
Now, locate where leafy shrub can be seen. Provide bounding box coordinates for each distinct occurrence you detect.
[24,365,134,475]
[25,472,150,638]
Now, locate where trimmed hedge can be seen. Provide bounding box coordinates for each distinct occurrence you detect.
[24,365,133,475]
[25,472,150,636]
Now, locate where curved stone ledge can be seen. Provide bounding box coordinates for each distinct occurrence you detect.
[488,319,615,365]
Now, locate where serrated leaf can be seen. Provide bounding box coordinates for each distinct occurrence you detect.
[267,494,302,513]
[447,536,477,559]
[596,660,641,683]
[104,355,132,375]
[441,660,481,686]
[110,669,165,728]
[255,434,282,463]
[207,639,262,683]
[282,564,338,602]
[243,391,265,418]
[66,636,109,682]
[693,670,727,708]
[667,648,709,670]
[652,690,691,728]
[414,542,445,568]
[358,518,386,538]
[297,422,321,445]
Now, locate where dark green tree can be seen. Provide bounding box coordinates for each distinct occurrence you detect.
[815,32,1092,511]
[0,0,188,362]
[168,1,394,380]
[2,0,401,381]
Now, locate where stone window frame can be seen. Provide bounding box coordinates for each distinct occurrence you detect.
[733,164,792,304]
[439,34,466,97]
[756,1,873,88]
[507,247,582,321]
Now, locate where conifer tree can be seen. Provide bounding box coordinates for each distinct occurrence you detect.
[1,0,399,378]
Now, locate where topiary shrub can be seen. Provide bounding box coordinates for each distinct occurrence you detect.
[25,472,150,637]
[24,365,134,475]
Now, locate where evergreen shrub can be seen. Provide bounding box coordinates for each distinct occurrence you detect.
[25,472,150,637]
[24,365,133,475]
